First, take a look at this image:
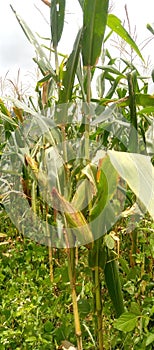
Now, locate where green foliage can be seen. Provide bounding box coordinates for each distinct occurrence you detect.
[50,0,66,49]
[1,1,154,349]
[82,0,109,67]
[107,14,144,61]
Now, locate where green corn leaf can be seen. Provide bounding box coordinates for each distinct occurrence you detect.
[78,0,84,10]
[90,155,118,220]
[82,0,109,67]
[0,99,11,117]
[138,106,154,114]
[0,112,18,127]
[72,179,95,211]
[116,93,154,108]
[108,150,154,219]
[59,28,82,103]
[96,65,125,77]
[10,5,56,79]
[104,250,125,317]
[114,312,138,332]
[107,14,144,61]
[136,93,154,107]
[147,23,154,36]
[50,0,65,48]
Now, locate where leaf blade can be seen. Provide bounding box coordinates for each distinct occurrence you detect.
[108,151,154,219]
[82,0,109,66]
[50,0,65,48]
[114,312,138,332]
[107,14,144,61]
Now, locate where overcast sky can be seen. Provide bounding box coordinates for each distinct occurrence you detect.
[1,0,154,94]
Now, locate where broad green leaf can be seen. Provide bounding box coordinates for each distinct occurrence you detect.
[130,302,140,316]
[78,299,91,315]
[104,234,115,250]
[82,0,109,66]
[114,312,138,332]
[50,0,65,48]
[108,151,154,219]
[59,29,82,103]
[10,5,56,79]
[145,333,154,347]
[107,14,144,61]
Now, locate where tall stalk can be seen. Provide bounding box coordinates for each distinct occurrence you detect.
[127,71,138,153]
[46,204,54,282]
[93,239,104,349]
[67,247,83,350]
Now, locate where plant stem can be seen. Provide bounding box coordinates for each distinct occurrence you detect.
[67,247,83,350]
[94,241,104,349]
[127,71,138,153]
[46,206,54,282]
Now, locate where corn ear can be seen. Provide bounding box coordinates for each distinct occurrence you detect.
[51,187,93,247]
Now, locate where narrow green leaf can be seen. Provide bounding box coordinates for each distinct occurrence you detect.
[0,99,10,116]
[136,94,154,107]
[82,163,97,194]
[59,29,82,103]
[50,0,65,48]
[138,106,154,114]
[0,112,18,127]
[114,312,138,332]
[96,65,125,77]
[107,14,144,61]
[147,23,154,36]
[108,151,154,219]
[82,0,109,66]
[10,5,56,79]
[72,179,95,211]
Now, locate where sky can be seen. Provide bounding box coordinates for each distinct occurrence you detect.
[1,0,154,95]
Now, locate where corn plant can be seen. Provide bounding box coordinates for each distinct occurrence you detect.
[0,1,154,349]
